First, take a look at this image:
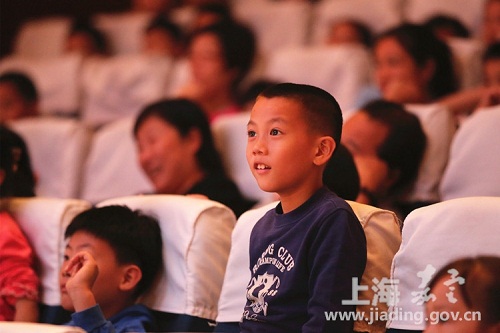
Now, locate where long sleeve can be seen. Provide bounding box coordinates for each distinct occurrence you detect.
[0,212,39,321]
[67,304,155,333]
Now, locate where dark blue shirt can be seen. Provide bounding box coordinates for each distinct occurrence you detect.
[66,304,157,333]
[240,187,367,333]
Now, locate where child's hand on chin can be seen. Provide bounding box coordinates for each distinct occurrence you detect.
[64,251,99,297]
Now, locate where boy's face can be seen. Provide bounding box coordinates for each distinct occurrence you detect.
[60,231,126,312]
[246,96,324,197]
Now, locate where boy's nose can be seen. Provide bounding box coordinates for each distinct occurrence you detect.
[252,137,267,155]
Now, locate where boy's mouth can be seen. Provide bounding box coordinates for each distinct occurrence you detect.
[255,163,271,170]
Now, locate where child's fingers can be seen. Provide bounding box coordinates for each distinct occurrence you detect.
[63,251,90,277]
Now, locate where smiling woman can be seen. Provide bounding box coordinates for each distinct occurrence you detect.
[133,98,255,217]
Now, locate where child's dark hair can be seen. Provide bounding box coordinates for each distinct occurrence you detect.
[427,256,500,325]
[0,71,38,103]
[360,99,426,194]
[0,125,35,198]
[65,205,163,298]
[134,98,226,176]
[258,83,343,147]
[189,20,256,89]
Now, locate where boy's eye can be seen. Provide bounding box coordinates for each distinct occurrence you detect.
[63,254,69,262]
[247,130,256,138]
[270,129,280,136]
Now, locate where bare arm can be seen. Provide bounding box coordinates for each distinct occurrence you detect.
[13,298,39,322]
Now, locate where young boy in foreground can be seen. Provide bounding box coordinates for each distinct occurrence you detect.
[240,83,367,333]
[60,205,163,333]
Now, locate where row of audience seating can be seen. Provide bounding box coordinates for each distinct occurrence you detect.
[1,0,487,128]
[13,0,487,58]
[2,193,499,332]
[7,103,500,210]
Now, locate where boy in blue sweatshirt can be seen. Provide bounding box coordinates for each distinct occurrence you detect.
[241,83,367,333]
[60,205,163,333]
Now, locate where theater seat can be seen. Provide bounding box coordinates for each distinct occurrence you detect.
[263,45,373,112]
[8,117,92,199]
[4,197,92,323]
[439,106,500,200]
[387,196,500,331]
[80,117,154,204]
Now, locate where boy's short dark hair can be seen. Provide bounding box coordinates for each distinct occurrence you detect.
[65,205,163,298]
[361,99,426,194]
[258,83,343,146]
[0,71,38,103]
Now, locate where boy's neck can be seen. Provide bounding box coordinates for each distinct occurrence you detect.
[278,182,323,214]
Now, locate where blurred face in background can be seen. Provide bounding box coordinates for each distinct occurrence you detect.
[0,82,37,123]
[187,32,236,99]
[483,0,500,45]
[374,37,434,104]
[135,115,203,194]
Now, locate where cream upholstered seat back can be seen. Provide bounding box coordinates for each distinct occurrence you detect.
[80,117,153,204]
[80,54,173,128]
[387,196,500,331]
[216,200,401,333]
[264,44,373,113]
[439,107,500,200]
[0,54,83,117]
[7,117,92,199]
[403,103,456,203]
[97,195,236,322]
[4,197,92,306]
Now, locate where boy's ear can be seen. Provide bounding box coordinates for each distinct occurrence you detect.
[313,136,336,166]
[119,264,142,292]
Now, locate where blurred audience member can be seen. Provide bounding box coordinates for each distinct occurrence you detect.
[190,1,232,31]
[134,98,255,217]
[424,14,470,42]
[342,100,426,219]
[143,15,185,57]
[0,72,39,124]
[373,23,458,105]
[64,19,108,57]
[326,19,373,48]
[177,20,256,122]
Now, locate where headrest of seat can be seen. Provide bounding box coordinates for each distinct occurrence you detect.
[5,197,92,305]
[388,196,500,330]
